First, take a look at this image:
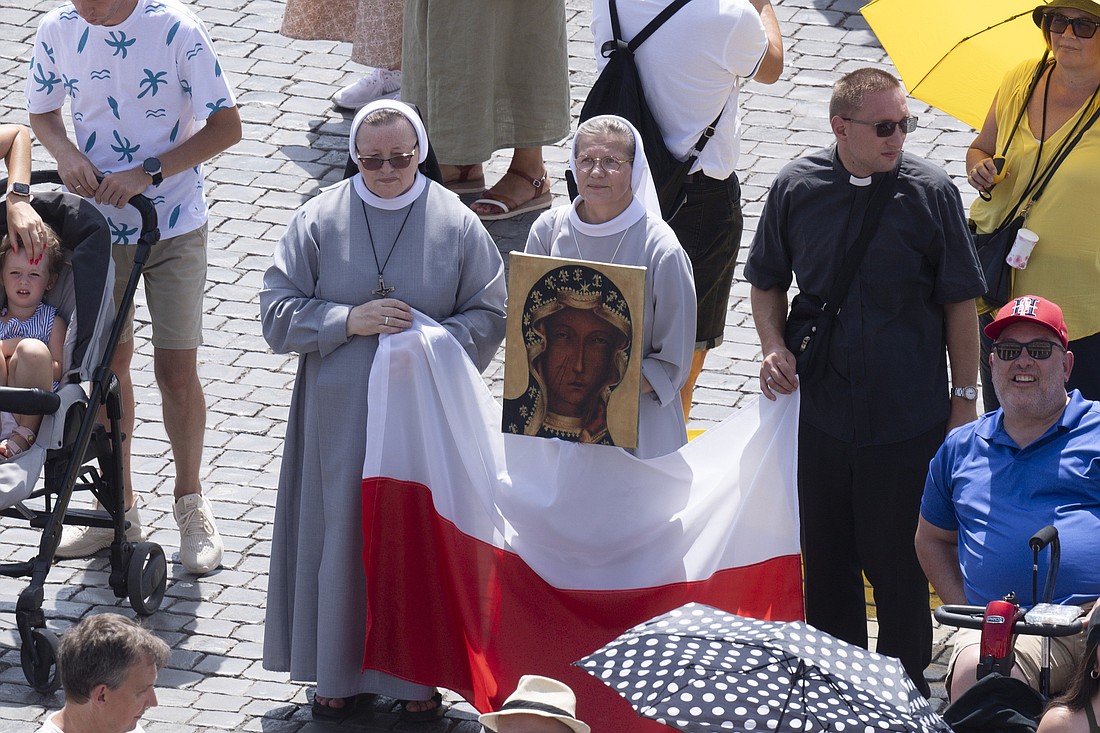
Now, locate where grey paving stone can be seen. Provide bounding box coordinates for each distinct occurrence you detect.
[0,0,970,724]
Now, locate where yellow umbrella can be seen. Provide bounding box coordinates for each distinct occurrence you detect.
[861,0,1049,129]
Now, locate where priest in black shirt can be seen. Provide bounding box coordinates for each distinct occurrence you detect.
[745,68,986,697]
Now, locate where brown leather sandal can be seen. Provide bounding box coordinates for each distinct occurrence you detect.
[471,167,553,221]
[443,164,486,194]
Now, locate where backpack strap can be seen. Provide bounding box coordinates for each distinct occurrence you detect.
[603,0,694,56]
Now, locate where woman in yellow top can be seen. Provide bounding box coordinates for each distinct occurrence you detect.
[967,0,1100,410]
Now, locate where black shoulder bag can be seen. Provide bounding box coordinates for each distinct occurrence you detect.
[783,158,901,383]
[567,0,721,219]
[975,57,1100,307]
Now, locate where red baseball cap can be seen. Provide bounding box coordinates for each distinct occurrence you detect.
[984,295,1069,349]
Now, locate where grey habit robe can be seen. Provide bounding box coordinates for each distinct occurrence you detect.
[259,176,506,698]
[526,199,696,459]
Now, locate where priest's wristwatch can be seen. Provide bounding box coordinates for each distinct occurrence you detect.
[142,157,163,186]
[951,385,978,401]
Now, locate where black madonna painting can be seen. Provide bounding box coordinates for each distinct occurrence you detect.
[502,253,646,449]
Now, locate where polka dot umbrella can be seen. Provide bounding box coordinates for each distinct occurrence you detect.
[575,603,951,733]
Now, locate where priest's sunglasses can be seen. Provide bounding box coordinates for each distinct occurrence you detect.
[576,155,633,173]
[1042,12,1100,39]
[356,146,419,171]
[992,339,1064,361]
[842,116,919,137]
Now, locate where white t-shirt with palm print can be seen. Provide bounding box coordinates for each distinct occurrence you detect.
[26,0,236,243]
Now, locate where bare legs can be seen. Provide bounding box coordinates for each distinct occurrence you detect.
[111,339,205,509]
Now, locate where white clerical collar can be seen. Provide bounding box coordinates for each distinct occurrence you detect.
[568,197,646,237]
[352,173,426,210]
[849,174,873,187]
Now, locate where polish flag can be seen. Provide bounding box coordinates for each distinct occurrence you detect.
[361,314,803,733]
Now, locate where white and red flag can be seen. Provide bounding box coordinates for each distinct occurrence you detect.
[361,313,803,733]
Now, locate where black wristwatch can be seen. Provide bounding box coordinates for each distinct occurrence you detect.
[951,386,979,401]
[142,157,163,186]
[8,182,31,199]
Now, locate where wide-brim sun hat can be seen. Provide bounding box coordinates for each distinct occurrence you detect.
[1033,0,1100,28]
[478,675,591,733]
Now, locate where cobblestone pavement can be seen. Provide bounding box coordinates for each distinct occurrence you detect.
[0,0,979,729]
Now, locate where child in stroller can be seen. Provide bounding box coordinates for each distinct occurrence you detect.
[0,176,167,693]
[0,226,67,460]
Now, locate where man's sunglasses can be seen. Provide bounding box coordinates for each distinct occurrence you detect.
[356,147,418,171]
[992,339,1064,361]
[842,116,919,138]
[1042,12,1100,40]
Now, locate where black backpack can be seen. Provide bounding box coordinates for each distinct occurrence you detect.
[568,0,720,220]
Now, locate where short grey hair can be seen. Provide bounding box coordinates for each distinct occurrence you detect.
[575,117,636,159]
[58,614,170,704]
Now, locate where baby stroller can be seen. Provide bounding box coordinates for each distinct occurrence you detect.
[935,525,1085,732]
[0,172,168,693]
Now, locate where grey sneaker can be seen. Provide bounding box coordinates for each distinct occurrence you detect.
[55,500,143,558]
[174,493,223,574]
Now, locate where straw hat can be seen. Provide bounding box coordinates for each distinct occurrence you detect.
[478,676,591,733]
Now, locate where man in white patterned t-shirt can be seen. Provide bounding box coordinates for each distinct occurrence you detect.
[26,0,241,574]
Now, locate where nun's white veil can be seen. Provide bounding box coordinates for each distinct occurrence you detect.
[569,115,661,218]
[349,100,429,209]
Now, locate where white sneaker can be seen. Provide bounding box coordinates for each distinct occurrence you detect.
[174,493,223,574]
[332,69,402,110]
[55,500,143,558]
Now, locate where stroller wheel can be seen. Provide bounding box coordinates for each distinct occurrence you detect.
[127,542,167,616]
[20,628,60,693]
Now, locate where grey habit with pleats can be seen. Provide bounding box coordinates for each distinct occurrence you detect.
[259,176,506,699]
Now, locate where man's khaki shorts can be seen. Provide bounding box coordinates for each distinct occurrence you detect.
[946,603,1093,695]
[111,224,207,349]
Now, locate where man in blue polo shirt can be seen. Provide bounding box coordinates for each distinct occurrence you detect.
[917,295,1100,701]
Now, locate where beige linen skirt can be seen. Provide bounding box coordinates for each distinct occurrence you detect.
[401,0,570,163]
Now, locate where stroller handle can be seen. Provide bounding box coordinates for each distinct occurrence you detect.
[26,171,159,245]
[0,386,61,416]
[935,604,1084,637]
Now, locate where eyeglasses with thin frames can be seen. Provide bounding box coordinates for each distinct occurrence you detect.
[842,116,919,138]
[576,155,633,173]
[992,339,1064,361]
[1042,12,1100,40]
[356,146,418,171]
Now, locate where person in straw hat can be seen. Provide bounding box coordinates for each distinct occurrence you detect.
[479,676,591,733]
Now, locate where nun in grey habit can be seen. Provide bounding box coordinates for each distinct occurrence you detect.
[259,99,506,719]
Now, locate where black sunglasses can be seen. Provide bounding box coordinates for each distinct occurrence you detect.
[356,147,418,171]
[1042,11,1100,39]
[842,116,919,138]
[992,339,1064,361]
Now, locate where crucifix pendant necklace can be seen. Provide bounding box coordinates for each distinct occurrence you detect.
[362,198,416,297]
